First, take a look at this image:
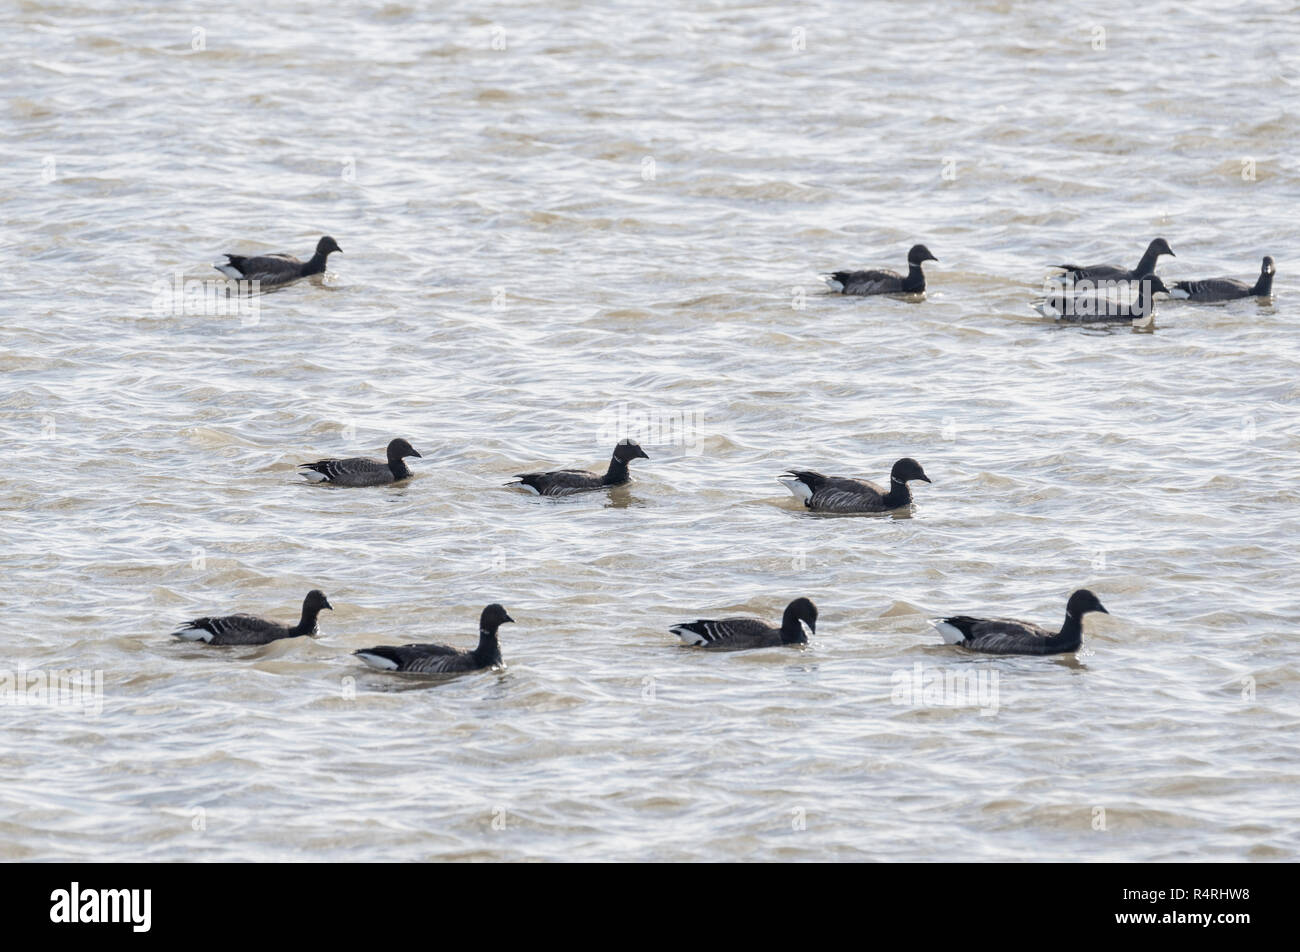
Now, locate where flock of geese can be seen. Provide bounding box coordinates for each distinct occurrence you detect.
[172,233,1277,674]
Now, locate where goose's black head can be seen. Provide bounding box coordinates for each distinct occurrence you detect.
[317,236,342,257]
[782,597,818,638]
[908,244,938,266]
[1262,256,1276,275]
[1147,237,1174,259]
[1066,589,1108,618]
[480,603,515,631]
[387,438,422,461]
[613,439,650,463]
[304,589,333,614]
[890,457,931,484]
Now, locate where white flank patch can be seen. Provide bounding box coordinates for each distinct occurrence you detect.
[174,627,214,643]
[778,476,813,503]
[1031,300,1061,319]
[1169,287,1190,299]
[670,625,707,646]
[214,263,242,280]
[823,275,844,293]
[299,469,328,482]
[931,620,967,645]
[354,651,399,670]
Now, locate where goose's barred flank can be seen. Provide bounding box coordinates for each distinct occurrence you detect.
[1171,255,1275,302]
[353,604,514,674]
[1054,237,1174,283]
[779,458,930,513]
[215,235,342,287]
[824,243,937,295]
[510,438,649,497]
[672,597,817,650]
[932,589,1109,655]
[299,438,422,487]
[173,589,333,646]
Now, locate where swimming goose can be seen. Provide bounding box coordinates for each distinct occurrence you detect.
[1054,237,1174,283]
[1171,256,1275,302]
[824,244,937,295]
[353,604,514,673]
[215,236,342,286]
[1032,275,1168,323]
[671,597,817,650]
[299,438,422,486]
[174,589,332,645]
[509,439,649,496]
[932,589,1108,655]
[779,458,930,513]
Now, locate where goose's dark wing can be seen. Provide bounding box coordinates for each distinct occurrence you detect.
[218,252,307,284]
[827,268,904,296]
[809,476,889,513]
[299,456,393,486]
[514,468,603,496]
[1055,263,1127,282]
[354,642,478,673]
[175,613,287,646]
[1170,277,1250,303]
[944,616,1056,655]
[671,617,779,649]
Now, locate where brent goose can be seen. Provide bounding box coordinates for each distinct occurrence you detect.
[932,589,1108,655]
[779,458,930,513]
[299,438,422,486]
[215,236,342,286]
[353,604,514,673]
[824,244,937,295]
[671,597,817,650]
[1054,237,1174,283]
[509,439,649,496]
[1033,275,1169,323]
[174,589,332,646]
[1171,256,1275,302]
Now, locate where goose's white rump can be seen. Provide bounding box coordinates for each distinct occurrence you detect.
[354,651,399,670]
[930,620,967,644]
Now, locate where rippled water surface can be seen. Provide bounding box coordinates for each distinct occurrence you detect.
[2,0,1299,861]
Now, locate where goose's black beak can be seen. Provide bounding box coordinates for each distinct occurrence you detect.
[323,599,334,611]
[926,254,938,263]
[503,613,516,624]
[1097,604,1109,614]
[919,472,932,483]
[411,449,423,458]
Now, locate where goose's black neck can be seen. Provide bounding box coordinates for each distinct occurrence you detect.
[902,263,927,293]
[602,455,631,486]
[882,477,913,509]
[473,625,503,666]
[302,250,330,276]
[1252,269,1274,296]
[386,449,412,480]
[1134,247,1162,277]
[290,604,322,638]
[779,618,808,645]
[1050,609,1084,652]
